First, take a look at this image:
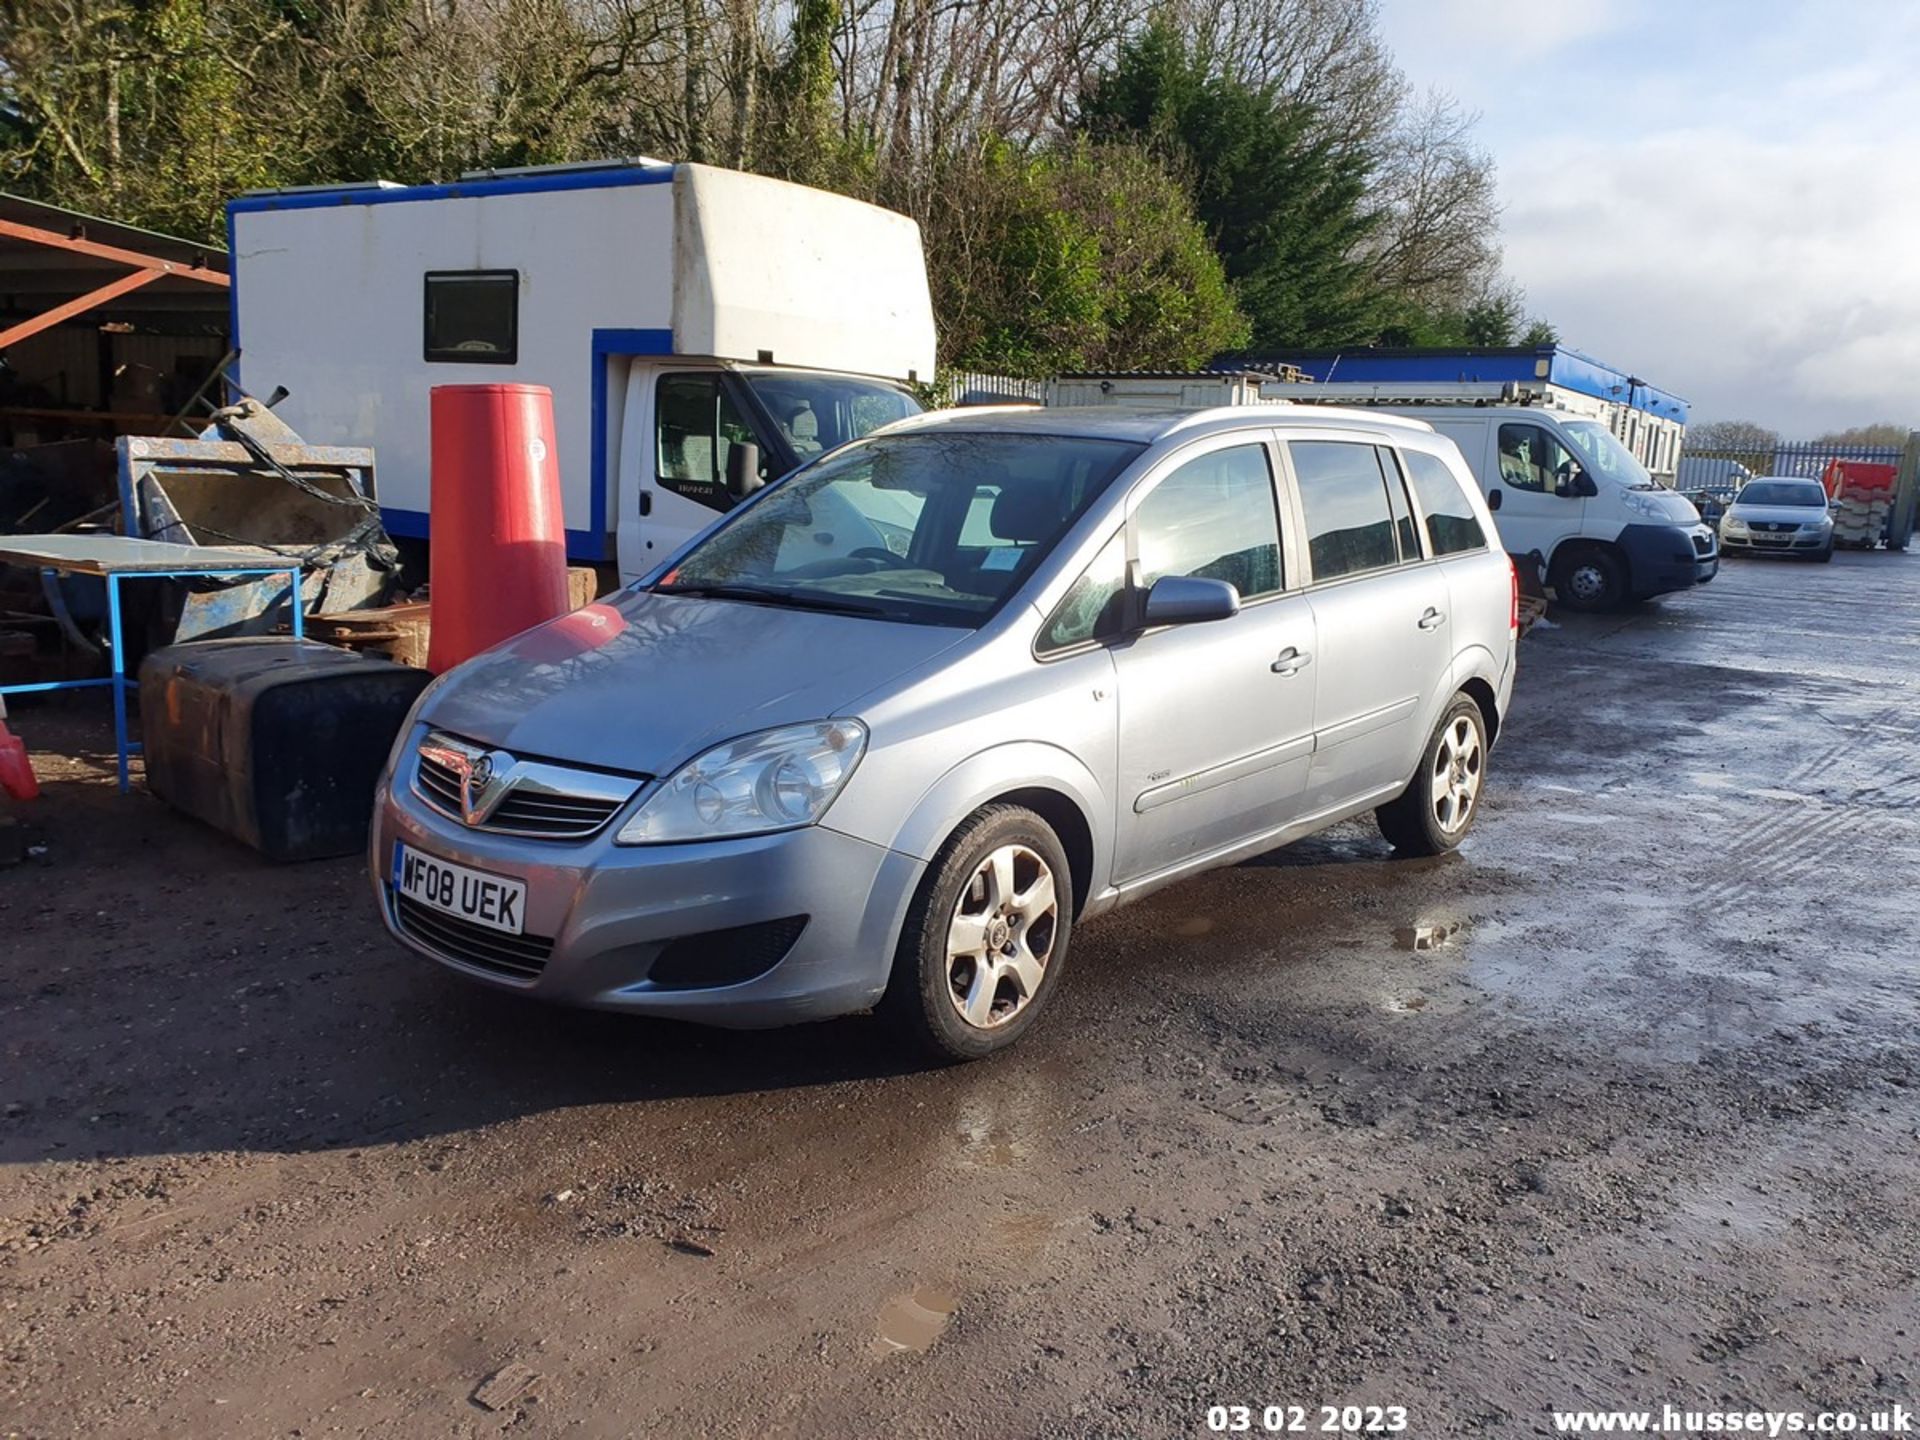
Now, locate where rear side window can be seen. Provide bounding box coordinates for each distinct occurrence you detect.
[1133,444,1283,600]
[1289,441,1399,581]
[1402,449,1490,556]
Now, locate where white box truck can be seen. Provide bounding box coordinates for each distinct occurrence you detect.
[1260,387,1719,611]
[227,160,937,582]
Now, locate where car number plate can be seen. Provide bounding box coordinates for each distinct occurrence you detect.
[392,843,527,935]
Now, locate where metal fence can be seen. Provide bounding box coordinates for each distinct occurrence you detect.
[935,371,1044,407]
[1676,441,1906,497]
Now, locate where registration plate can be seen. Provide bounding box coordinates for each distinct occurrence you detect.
[392,843,527,935]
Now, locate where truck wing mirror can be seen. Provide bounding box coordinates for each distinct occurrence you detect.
[725,442,763,502]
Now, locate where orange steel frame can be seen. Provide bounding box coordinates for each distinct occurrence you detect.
[0,216,229,350]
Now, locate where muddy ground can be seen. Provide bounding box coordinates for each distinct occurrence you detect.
[3,550,1918,1439]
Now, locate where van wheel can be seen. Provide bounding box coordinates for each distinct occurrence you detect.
[1550,545,1626,611]
[1376,696,1488,856]
[880,804,1073,1062]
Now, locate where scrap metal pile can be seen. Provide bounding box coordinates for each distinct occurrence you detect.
[0,391,400,692]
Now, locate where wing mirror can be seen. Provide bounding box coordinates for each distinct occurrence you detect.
[1142,575,1241,626]
[1555,463,1597,499]
[725,442,763,501]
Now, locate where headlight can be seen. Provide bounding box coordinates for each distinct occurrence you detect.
[1622,491,1666,519]
[1802,518,1832,532]
[615,719,868,844]
[1722,516,1748,531]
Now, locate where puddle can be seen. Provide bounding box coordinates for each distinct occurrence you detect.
[1393,918,1470,951]
[953,1091,1037,1170]
[1382,994,1430,1013]
[871,1286,957,1356]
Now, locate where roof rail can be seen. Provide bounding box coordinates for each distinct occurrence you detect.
[237,180,405,198]
[457,157,671,181]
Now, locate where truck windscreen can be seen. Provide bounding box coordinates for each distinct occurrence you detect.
[743,373,922,460]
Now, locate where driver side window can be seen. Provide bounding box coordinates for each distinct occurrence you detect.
[656,374,766,513]
[1497,423,1577,496]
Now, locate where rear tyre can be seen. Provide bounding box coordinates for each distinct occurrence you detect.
[880,804,1073,1062]
[1376,696,1488,857]
[1549,545,1627,612]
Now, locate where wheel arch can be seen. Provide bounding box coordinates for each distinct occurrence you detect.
[884,742,1110,920]
[1550,535,1632,588]
[1458,675,1501,746]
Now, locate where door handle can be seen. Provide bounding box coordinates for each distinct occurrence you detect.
[1417,607,1445,630]
[638,491,653,517]
[1271,647,1312,675]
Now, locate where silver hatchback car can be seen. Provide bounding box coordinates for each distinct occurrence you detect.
[373,407,1517,1058]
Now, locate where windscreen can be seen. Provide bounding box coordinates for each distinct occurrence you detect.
[1737,480,1828,508]
[1561,420,1656,490]
[657,432,1143,627]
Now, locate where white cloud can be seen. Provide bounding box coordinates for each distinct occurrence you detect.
[1375,0,1920,435]
[1500,124,1920,434]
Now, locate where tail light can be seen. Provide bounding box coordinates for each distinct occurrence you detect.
[1509,558,1521,634]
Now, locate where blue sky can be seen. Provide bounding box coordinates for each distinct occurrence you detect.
[1374,0,1920,436]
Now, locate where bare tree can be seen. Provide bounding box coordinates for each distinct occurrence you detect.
[1364,90,1502,312]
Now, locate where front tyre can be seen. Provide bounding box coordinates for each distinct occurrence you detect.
[880,804,1073,1061]
[1376,696,1488,856]
[1550,545,1627,611]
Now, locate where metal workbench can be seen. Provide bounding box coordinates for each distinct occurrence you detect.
[0,535,305,792]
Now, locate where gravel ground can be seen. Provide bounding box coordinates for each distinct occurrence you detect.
[3,549,1917,1439]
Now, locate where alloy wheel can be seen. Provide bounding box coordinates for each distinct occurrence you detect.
[1430,715,1484,834]
[945,844,1059,1030]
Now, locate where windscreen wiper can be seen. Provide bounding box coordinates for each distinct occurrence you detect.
[652,582,899,619]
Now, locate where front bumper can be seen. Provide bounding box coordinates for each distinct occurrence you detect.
[369,766,926,1028]
[1619,522,1718,597]
[1719,528,1831,555]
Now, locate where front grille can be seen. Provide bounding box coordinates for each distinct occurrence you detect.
[394,892,554,981]
[1693,532,1714,556]
[648,916,809,990]
[417,749,464,810]
[414,733,641,840]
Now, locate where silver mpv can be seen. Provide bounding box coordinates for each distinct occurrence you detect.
[373,407,1518,1059]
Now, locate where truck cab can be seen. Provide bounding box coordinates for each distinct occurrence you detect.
[612,362,920,579]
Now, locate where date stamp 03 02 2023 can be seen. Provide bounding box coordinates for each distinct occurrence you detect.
[1205,1404,1411,1434]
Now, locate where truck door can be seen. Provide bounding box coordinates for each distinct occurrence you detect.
[615,366,780,582]
[1482,420,1588,567]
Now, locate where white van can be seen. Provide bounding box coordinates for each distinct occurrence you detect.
[1277,402,1717,611]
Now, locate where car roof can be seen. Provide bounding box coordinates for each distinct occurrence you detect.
[878,403,1437,445]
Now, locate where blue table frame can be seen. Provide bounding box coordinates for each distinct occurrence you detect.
[0,545,304,792]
